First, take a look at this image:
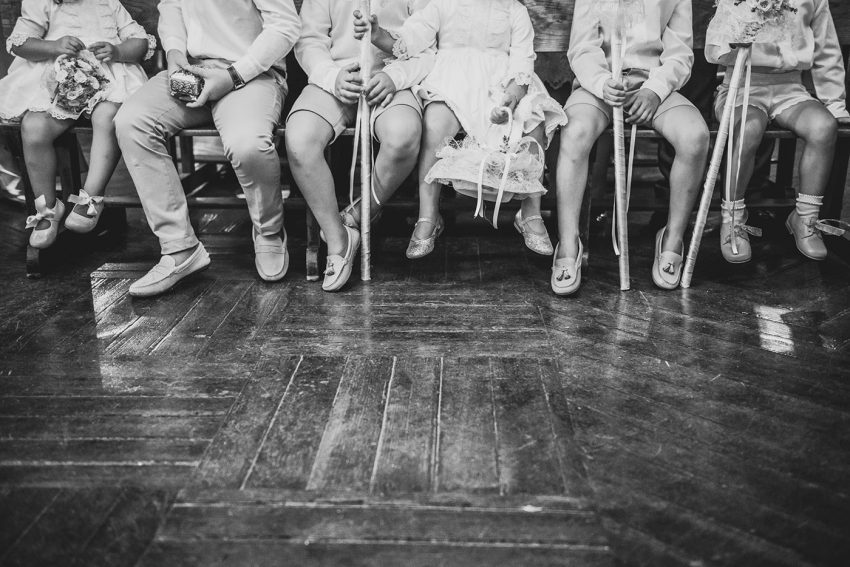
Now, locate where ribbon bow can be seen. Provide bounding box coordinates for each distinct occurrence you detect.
[815,219,850,238]
[728,222,762,255]
[25,209,56,229]
[69,190,104,217]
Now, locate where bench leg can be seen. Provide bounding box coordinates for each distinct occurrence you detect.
[825,136,850,264]
[306,208,321,281]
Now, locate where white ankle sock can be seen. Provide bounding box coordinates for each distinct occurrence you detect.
[796,193,823,217]
[721,199,746,222]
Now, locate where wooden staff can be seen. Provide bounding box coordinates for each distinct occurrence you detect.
[611,28,630,291]
[359,0,374,281]
[681,46,750,289]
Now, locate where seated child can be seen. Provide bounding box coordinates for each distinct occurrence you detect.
[706,0,850,263]
[0,0,153,250]
[553,0,709,295]
[356,0,567,260]
[286,0,435,291]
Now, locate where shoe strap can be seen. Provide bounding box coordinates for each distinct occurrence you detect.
[69,190,104,216]
[25,205,60,229]
[816,219,850,238]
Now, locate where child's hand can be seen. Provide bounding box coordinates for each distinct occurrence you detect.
[166,49,189,76]
[364,72,396,107]
[490,106,511,125]
[53,36,85,57]
[184,66,235,108]
[89,42,119,63]
[335,62,363,104]
[603,79,626,107]
[624,89,661,126]
[353,10,379,41]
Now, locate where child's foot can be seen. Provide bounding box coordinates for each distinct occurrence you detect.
[406,216,444,259]
[551,238,583,296]
[720,199,760,264]
[26,196,65,249]
[652,227,684,290]
[323,225,360,292]
[786,210,827,261]
[514,210,554,255]
[65,190,105,234]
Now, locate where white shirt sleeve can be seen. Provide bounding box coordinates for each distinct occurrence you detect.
[395,0,441,59]
[294,0,342,94]
[505,2,536,86]
[643,0,694,102]
[567,0,610,100]
[7,0,50,54]
[232,0,301,83]
[157,0,188,55]
[810,0,849,119]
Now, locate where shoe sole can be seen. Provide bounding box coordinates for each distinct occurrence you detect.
[785,219,827,261]
[129,261,211,298]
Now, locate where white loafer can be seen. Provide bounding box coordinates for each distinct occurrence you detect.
[27,196,65,249]
[652,227,684,290]
[551,239,582,296]
[253,228,289,282]
[323,225,360,292]
[129,244,211,298]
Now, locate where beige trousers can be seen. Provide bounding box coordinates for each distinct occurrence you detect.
[115,71,285,254]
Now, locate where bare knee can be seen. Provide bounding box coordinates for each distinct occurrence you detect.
[91,104,119,134]
[558,118,600,160]
[284,122,330,171]
[377,119,421,160]
[669,121,710,160]
[21,113,61,146]
[799,112,838,147]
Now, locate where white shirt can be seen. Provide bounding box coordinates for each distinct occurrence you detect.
[705,0,848,119]
[568,0,694,102]
[158,0,301,83]
[295,0,435,94]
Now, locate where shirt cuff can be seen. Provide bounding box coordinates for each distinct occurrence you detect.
[588,74,608,101]
[641,78,672,103]
[232,55,264,84]
[827,103,850,120]
[382,65,405,90]
[160,35,187,55]
[311,66,342,95]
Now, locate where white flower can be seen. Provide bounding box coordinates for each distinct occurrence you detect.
[73,70,88,83]
[56,70,68,82]
[65,89,80,100]
[89,77,100,90]
[77,59,92,72]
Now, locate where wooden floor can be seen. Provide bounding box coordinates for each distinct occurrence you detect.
[0,202,849,567]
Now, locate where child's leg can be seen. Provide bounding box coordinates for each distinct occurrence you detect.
[81,102,122,199]
[412,102,460,240]
[20,111,75,212]
[773,100,837,199]
[359,102,422,222]
[727,107,770,203]
[519,124,547,229]
[554,105,609,260]
[652,104,710,252]
[773,100,838,260]
[285,111,343,254]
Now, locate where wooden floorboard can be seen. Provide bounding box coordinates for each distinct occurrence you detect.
[0,205,848,566]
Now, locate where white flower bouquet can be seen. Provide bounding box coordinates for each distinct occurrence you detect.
[43,51,112,118]
[712,0,798,45]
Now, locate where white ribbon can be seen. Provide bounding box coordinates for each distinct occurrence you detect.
[611,123,637,256]
[25,211,51,230]
[69,189,103,216]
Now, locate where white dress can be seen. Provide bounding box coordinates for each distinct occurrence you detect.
[392,0,567,145]
[0,0,154,121]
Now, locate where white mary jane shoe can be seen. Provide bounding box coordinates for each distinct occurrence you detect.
[27,196,65,249]
[64,189,105,234]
